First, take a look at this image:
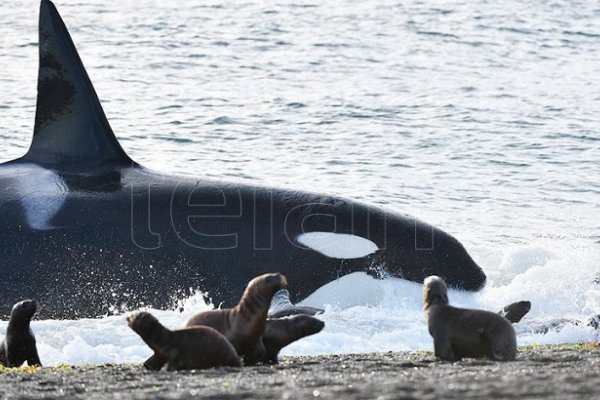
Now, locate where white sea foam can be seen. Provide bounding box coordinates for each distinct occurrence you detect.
[1,241,597,366]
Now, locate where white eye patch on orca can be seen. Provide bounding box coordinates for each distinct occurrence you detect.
[296,232,379,259]
[4,164,67,230]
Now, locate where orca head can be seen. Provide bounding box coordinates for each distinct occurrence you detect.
[382,223,487,292]
[432,232,487,291]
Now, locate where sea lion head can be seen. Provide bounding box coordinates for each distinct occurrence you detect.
[246,273,288,300]
[292,314,325,336]
[11,299,38,321]
[423,275,449,309]
[127,311,160,335]
[499,300,531,323]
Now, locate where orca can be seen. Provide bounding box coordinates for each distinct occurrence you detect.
[0,0,486,319]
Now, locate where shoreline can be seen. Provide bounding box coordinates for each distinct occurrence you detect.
[0,344,598,399]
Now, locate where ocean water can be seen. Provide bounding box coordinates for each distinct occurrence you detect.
[0,0,599,365]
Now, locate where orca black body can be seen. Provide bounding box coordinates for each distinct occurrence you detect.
[0,0,486,319]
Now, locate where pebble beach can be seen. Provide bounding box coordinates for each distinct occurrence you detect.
[1,344,598,399]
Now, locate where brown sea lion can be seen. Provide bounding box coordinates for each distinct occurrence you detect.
[0,300,42,367]
[127,311,241,371]
[423,275,517,361]
[260,315,325,364]
[498,300,531,323]
[184,273,288,364]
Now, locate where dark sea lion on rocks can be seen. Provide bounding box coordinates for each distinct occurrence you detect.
[127,311,241,371]
[498,300,531,323]
[423,276,517,361]
[260,315,325,364]
[0,300,42,367]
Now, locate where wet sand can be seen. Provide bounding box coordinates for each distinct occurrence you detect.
[0,344,598,399]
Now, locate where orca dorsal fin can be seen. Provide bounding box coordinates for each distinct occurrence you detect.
[22,0,134,172]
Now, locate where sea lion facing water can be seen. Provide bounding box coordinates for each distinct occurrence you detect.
[423,276,517,361]
[0,300,42,367]
[128,311,241,371]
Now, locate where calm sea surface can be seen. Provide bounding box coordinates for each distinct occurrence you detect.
[0,1,599,363]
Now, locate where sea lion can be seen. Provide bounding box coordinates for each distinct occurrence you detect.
[260,315,325,364]
[423,275,517,361]
[268,289,324,318]
[498,301,531,323]
[146,313,325,369]
[0,300,42,367]
[144,273,287,370]
[127,311,241,371]
[184,273,288,364]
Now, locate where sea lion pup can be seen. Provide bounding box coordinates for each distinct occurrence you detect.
[498,300,531,323]
[260,315,325,364]
[127,311,241,371]
[0,300,42,367]
[423,276,517,361]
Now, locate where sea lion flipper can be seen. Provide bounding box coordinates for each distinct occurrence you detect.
[6,346,21,368]
[143,353,167,371]
[0,341,7,366]
[26,345,42,367]
[433,335,456,361]
[243,340,267,366]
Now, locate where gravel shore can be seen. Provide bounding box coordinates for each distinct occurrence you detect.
[0,344,598,399]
